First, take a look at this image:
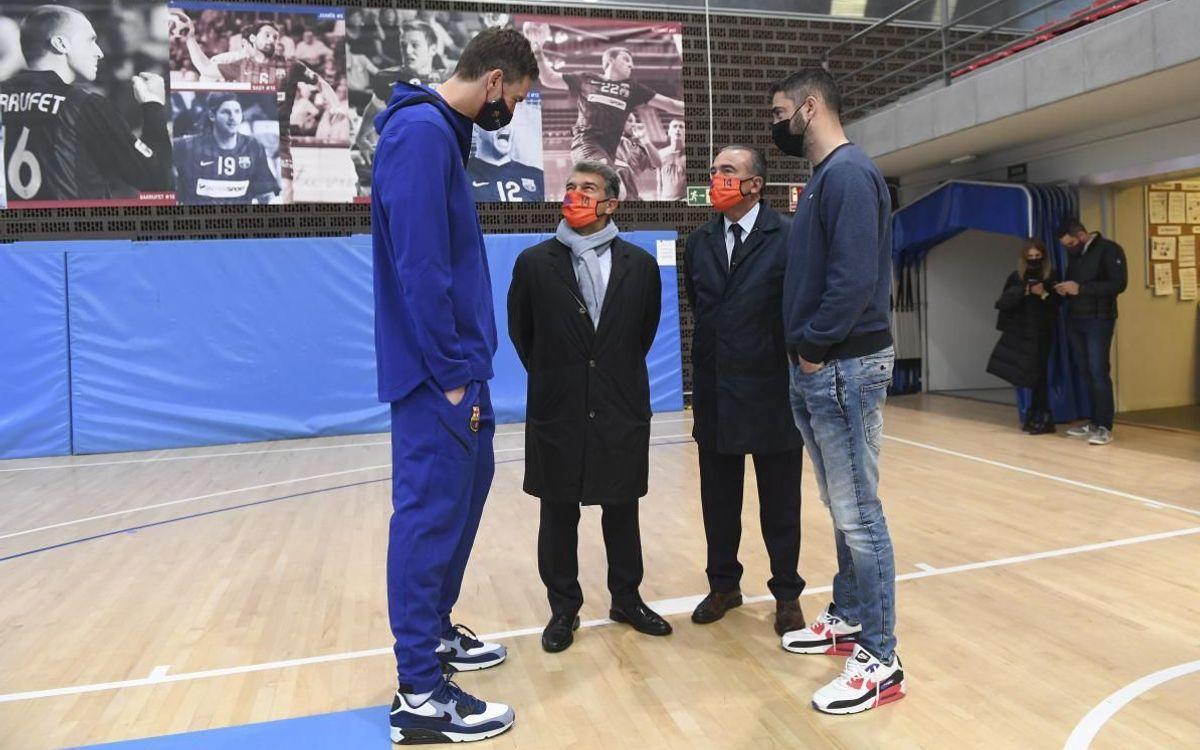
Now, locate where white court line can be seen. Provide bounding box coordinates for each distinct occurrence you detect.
[1063,659,1200,749]
[0,436,694,542]
[914,563,937,572]
[2,524,1197,705]
[0,418,697,474]
[882,435,1200,519]
[0,465,390,542]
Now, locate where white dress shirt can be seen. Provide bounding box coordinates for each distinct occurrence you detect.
[723,201,761,264]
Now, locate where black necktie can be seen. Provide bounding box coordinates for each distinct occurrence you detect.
[729,223,745,272]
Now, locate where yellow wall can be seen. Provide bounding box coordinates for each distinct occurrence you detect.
[1082,183,1200,412]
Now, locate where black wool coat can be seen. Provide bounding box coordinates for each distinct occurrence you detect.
[508,236,662,505]
[684,203,803,455]
[986,271,1060,388]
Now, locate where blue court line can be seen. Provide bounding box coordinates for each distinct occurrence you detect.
[1,439,694,563]
[0,477,389,564]
[74,704,391,749]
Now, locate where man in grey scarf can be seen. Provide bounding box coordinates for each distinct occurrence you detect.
[508,161,667,653]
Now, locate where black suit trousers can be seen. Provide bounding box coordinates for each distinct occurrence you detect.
[538,500,644,615]
[698,447,804,601]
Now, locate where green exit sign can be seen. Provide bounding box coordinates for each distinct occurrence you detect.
[686,186,711,207]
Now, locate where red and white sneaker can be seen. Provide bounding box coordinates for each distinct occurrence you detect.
[781,603,861,655]
[812,644,906,715]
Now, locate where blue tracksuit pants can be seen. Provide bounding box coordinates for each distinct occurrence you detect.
[387,379,494,693]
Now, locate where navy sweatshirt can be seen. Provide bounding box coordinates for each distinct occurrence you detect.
[371,83,497,402]
[783,143,893,364]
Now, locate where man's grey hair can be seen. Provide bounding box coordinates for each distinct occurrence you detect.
[718,144,767,181]
[571,161,621,200]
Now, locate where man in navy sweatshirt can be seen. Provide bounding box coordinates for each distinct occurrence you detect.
[371,27,537,745]
[768,68,905,716]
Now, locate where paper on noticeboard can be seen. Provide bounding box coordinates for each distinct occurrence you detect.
[1149,192,1169,223]
[1180,268,1197,301]
[1169,192,1187,224]
[1151,236,1176,260]
[1187,193,1200,225]
[1153,263,1174,295]
[1179,236,1196,268]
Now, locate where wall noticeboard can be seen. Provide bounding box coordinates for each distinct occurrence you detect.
[1145,180,1200,300]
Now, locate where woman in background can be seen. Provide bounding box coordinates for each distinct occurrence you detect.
[987,238,1060,434]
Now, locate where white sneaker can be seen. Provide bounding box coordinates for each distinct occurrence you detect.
[1088,427,1113,445]
[781,603,861,655]
[437,624,507,672]
[812,644,906,715]
[1066,424,1094,438]
[390,678,514,744]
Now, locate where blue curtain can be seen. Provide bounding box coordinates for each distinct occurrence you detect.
[892,181,1085,422]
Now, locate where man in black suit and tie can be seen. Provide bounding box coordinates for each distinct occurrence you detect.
[508,160,670,654]
[684,145,806,636]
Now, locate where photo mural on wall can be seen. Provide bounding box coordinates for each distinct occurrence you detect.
[0,0,175,207]
[0,3,684,209]
[167,1,354,204]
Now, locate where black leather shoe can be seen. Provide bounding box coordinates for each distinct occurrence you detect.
[610,601,672,636]
[541,613,580,653]
[1028,420,1057,435]
[691,590,743,624]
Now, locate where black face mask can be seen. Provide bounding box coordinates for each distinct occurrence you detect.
[772,104,810,158]
[475,84,513,131]
[1024,260,1043,279]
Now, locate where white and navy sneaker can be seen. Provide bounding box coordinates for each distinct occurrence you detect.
[781,603,861,655]
[812,644,906,715]
[437,624,506,672]
[1066,423,1094,439]
[390,678,514,744]
[1088,427,1113,445]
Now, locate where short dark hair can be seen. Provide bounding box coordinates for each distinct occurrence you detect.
[206,93,240,113]
[244,21,279,39]
[603,47,632,66]
[401,20,438,48]
[718,144,768,181]
[20,4,83,62]
[454,27,537,83]
[770,67,842,119]
[571,160,621,200]
[1057,217,1086,237]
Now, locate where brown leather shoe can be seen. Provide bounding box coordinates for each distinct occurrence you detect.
[774,599,805,636]
[691,590,743,624]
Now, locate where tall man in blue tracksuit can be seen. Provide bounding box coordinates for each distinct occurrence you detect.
[371,27,537,745]
[769,68,906,717]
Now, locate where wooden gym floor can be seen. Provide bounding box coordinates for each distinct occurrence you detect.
[0,395,1197,749]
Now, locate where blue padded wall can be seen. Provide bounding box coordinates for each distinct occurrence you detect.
[52,231,681,455]
[0,248,72,459]
[67,236,388,454]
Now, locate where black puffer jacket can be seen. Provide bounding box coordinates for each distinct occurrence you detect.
[987,271,1060,388]
[1065,234,1127,320]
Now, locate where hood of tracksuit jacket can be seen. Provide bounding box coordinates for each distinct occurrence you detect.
[374,81,473,165]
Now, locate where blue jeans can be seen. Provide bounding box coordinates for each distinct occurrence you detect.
[388,380,495,693]
[789,347,897,661]
[1067,318,1116,430]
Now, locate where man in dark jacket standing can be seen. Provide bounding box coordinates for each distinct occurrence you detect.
[770,68,905,715]
[372,27,536,744]
[1054,218,1127,446]
[508,161,669,654]
[684,145,805,637]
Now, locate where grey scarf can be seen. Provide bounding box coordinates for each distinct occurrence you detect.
[556,219,619,328]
